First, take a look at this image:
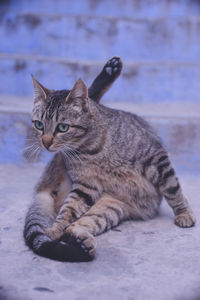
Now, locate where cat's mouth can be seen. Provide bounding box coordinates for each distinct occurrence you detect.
[40,142,61,153]
[46,148,57,153]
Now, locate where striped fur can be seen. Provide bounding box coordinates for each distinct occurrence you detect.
[24,58,195,261]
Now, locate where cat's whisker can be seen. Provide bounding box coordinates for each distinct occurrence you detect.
[61,150,76,170]
[65,144,83,163]
[65,148,77,165]
[24,140,39,150]
[23,144,36,156]
[63,145,83,165]
[23,144,36,152]
[32,148,41,162]
[69,149,82,164]
[25,139,34,141]
[24,141,41,162]
[66,147,80,166]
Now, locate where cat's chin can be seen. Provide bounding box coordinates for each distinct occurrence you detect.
[45,148,59,153]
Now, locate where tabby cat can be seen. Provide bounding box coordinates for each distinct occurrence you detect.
[24,57,195,262]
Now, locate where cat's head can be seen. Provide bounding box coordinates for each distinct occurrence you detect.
[31,76,92,154]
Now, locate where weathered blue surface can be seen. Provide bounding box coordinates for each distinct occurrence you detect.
[1,14,200,62]
[3,0,200,17]
[0,112,29,164]
[0,0,200,168]
[1,57,200,103]
[0,112,53,164]
[0,0,200,102]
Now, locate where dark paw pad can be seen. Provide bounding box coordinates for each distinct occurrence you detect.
[57,233,94,262]
[104,56,122,77]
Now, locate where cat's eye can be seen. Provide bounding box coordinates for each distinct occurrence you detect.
[57,123,69,133]
[34,120,44,131]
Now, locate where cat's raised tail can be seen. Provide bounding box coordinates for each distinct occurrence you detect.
[88,56,122,102]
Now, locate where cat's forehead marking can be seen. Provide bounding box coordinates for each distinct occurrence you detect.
[45,98,61,120]
[45,89,70,120]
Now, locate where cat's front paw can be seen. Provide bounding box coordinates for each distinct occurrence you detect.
[175,210,196,228]
[45,224,64,240]
[103,56,122,78]
[61,225,97,259]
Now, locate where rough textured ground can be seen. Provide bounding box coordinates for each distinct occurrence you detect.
[0,164,200,300]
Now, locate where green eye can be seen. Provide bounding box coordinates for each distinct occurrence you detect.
[57,123,69,133]
[34,120,44,130]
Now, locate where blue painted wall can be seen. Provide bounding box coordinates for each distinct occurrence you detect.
[0,0,200,103]
[1,0,200,171]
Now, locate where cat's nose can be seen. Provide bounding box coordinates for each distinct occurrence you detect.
[42,135,53,149]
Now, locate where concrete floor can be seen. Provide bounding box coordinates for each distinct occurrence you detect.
[0,164,200,300]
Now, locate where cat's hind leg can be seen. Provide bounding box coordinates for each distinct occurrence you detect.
[58,194,131,261]
[146,154,196,227]
[88,56,123,103]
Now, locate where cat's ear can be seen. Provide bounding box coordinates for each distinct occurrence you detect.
[31,75,50,104]
[67,79,88,110]
[69,79,88,100]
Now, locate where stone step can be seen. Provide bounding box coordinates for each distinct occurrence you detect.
[1,54,200,103]
[1,13,200,62]
[0,95,200,174]
[2,0,200,18]
[0,163,200,300]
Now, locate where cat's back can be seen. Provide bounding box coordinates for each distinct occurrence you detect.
[119,109,157,137]
[99,104,162,149]
[98,102,157,136]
